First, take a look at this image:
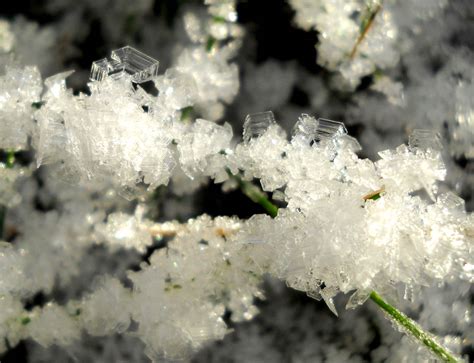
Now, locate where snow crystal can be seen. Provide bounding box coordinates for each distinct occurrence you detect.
[90,46,159,83]
[0,65,42,149]
[242,111,276,143]
[408,129,443,153]
[28,303,79,348]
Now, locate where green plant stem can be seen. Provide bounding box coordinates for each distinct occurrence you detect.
[239,178,278,218]
[240,179,278,217]
[6,150,15,168]
[369,291,460,363]
[206,36,216,52]
[229,173,278,217]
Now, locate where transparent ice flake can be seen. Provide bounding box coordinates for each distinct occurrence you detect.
[44,70,74,98]
[0,20,15,53]
[90,58,109,82]
[291,114,318,145]
[90,46,159,83]
[339,135,362,152]
[454,82,474,157]
[316,118,347,142]
[408,129,442,152]
[437,192,465,212]
[346,289,370,309]
[242,111,276,142]
[292,115,347,146]
[320,287,339,316]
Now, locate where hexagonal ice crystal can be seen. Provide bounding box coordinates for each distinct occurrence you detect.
[90,46,159,83]
[292,114,347,145]
[408,129,442,152]
[242,111,276,142]
[292,114,318,145]
[315,118,347,141]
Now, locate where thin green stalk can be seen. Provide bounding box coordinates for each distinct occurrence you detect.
[239,178,278,218]
[6,150,15,168]
[206,36,216,52]
[229,172,278,217]
[369,291,461,363]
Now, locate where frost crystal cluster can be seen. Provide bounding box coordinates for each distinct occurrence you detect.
[0,1,473,363]
[288,0,447,89]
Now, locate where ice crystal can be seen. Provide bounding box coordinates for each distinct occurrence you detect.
[0,165,29,207]
[242,111,276,143]
[94,208,153,253]
[28,303,79,348]
[292,115,348,153]
[408,129,443,153]
[90,46,159,83]
[0,65,42,149]
[314,118,348,142]
[0,20,15,53]
[288,0,448,88]
[175,47,239,109]
[1,103,472,360]
[0,18,472,361]
[9,45,469,361]
[454,81,474,158]
[36,69,175,193]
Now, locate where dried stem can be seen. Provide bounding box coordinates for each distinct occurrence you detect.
[363,185,385,201]
[148,222,238,239]
[350,2,383,60]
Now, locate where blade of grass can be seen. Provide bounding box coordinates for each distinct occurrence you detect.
[369,291,461,363]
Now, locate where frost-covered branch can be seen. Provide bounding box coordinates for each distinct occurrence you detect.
[231,157,464,363]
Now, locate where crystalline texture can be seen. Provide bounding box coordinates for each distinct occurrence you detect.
[292,114,319,145]
[454,82,474,158]
[111,46,159,82]
[408,129,442,152]
[0,20,15,53]
[0,66,42,149]
[292,115,347,146]
[90,58,109,82]
[315,118,347,142]
[242,111,275,142]
[90,46,159,83]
